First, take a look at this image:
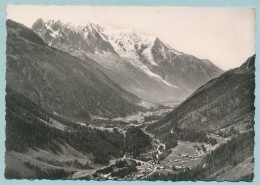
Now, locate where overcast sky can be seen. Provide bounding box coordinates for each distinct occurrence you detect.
[7,5,255,70]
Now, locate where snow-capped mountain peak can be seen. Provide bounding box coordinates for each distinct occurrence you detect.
[105,29,158,66]
[32,18,117,54]
[86,22,159,67]
[32,18,223,102]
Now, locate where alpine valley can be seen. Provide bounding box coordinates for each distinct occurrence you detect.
[5,19,255,181]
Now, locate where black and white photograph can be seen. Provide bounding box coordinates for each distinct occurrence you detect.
[5,5,255,181]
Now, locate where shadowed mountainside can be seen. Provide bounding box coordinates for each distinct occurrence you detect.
[148,55,255,135]
[6,19,146,120]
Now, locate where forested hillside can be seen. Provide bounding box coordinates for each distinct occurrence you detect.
[147,55,255,137]
[5,88,125,165]
[6,19,145,121]
[145,55,255,181]
[125,127,152,158]
[5,18,255,181]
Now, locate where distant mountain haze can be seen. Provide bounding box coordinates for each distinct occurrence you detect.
[31,19,223,103]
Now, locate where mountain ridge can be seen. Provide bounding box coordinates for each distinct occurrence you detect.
[147,55,255,135]
[31,18,224,102]
[6,19,146,120]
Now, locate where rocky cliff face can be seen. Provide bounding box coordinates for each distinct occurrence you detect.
[150,38,223,91]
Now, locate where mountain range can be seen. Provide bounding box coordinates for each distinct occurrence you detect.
[5,19,254,181]
[6,19,146,120]
[31,18,223,103]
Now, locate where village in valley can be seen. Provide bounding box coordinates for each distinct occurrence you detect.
[76,108,230,180]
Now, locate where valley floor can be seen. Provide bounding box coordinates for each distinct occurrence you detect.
[6,106,246,181]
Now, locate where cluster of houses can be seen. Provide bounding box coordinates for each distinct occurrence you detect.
[172,165,192,172]
[179,153,199,159]
[155,152,201,172]
[155,166,165,170]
